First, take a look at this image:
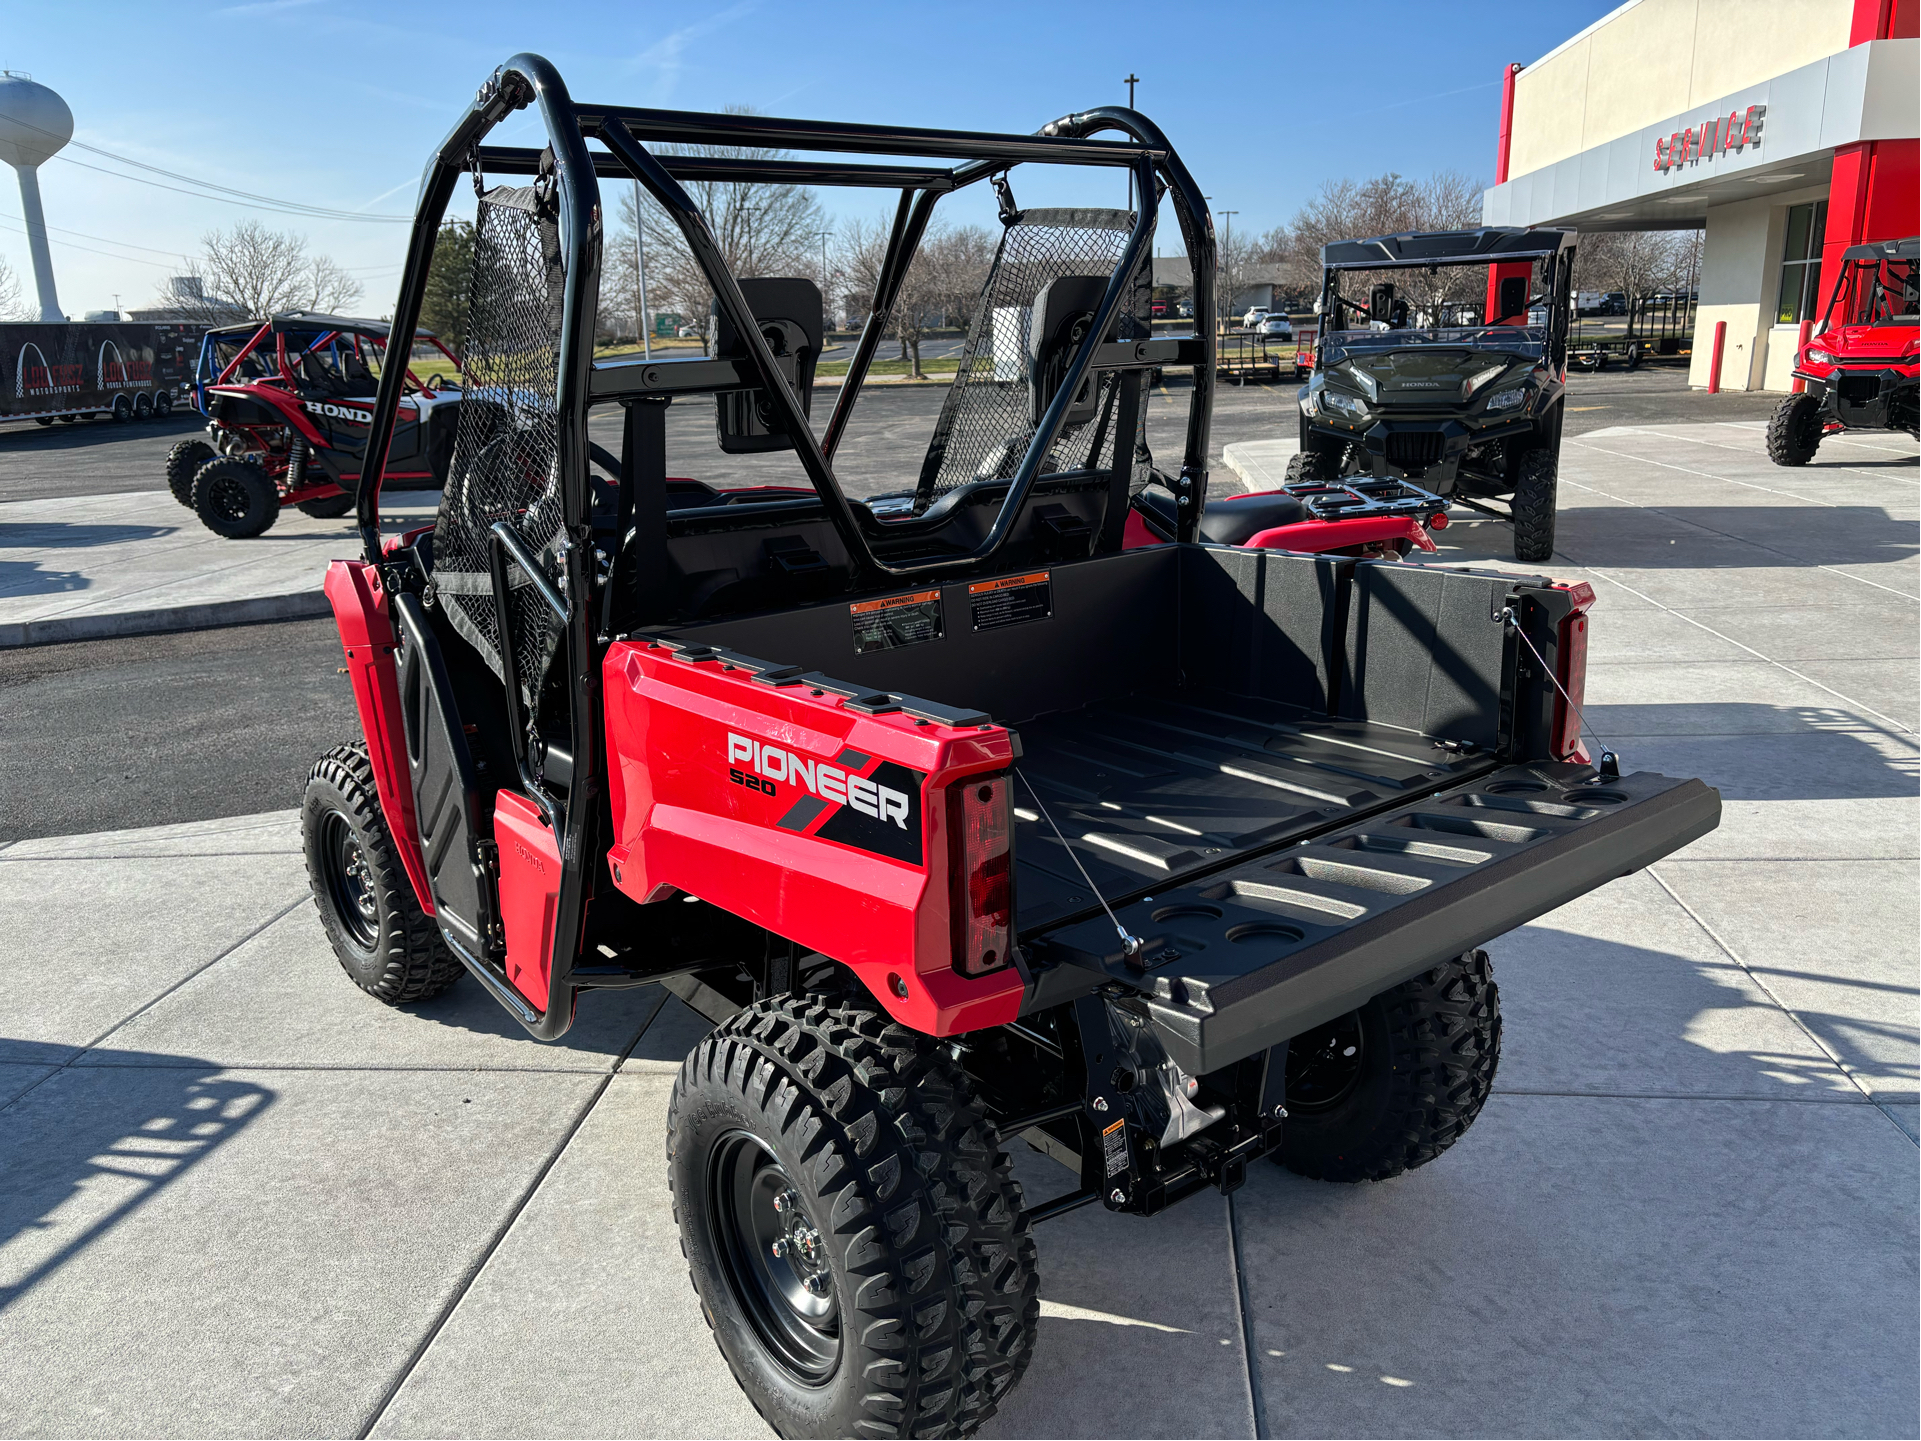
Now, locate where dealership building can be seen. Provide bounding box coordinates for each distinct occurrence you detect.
[1481,0,1917,391]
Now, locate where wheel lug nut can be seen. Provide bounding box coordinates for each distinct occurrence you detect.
[773,1190,796,1214]
[804,1274,830,1296]
[770,1239,787,1258]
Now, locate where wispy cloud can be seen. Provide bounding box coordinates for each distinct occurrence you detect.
[217,0,322,15]
[624,2,758,103]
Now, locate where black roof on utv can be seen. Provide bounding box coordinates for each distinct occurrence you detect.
[1841,236,1919,262]
[266,310,439,339]
[1323,226,1575,269]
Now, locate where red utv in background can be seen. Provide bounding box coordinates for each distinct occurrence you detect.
[1768,236,1918,465]
[164,311,464,536]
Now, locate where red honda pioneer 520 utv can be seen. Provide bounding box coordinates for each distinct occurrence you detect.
[164,311,464,538]
[303,56,1720,1439]
[1768,235,1918,465]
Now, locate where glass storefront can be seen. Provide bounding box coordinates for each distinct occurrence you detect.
[1775,200,1829,324]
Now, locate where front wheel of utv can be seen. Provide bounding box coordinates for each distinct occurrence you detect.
[1285,443,1346,484]
[1277,949,1501,1183]
[1510,446,1558,563]
[191,456,280,538]
[301,742,462,1004]
[670,998,1039,1439]
[1766,391,1824,466]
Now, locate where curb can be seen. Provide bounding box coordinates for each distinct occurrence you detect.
[0,590,332,649]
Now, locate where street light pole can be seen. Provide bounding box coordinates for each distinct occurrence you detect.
[633,179,653,360]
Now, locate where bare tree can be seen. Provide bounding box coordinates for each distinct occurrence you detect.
[609,105,827,351]
[301,253,363,313]
[0,255,31,321]
[836,216,996,378]
[1268,170,1490,316]
[160,221,362,320]
[1573,229,1699,303]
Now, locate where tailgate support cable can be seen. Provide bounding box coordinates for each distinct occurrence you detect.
[1016,768,1144,959]
[1499,605,1621,780]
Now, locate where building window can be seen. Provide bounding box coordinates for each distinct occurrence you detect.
[1775,201,1828,324]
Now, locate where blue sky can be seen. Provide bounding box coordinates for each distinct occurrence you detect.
[1,0,1616,315]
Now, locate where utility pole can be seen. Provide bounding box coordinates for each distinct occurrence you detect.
[633,179,653,359]
[1217,209,1237,328]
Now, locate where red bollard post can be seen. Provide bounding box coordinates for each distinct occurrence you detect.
[1792,318,1812,394]
[1707,319,1727,393]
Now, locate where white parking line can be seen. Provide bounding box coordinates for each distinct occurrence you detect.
[1566,438,1840,507]
[1608,425,1921,486]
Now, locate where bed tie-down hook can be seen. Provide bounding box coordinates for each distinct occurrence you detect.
[1497,604,1620,780]
[1015,769,1143,959]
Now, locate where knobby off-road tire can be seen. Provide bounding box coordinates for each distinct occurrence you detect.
[669,997,1039,1439]
[1278,950,1501,1183]
[295,491,356,519]
[1285,444,1344,484]
[191,456,280,537]
[301,742,462,1004]
[1510,446,1558,563]
[165,438,215,506]
[1767,391,1824,466]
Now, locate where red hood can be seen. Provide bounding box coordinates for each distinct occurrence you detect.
[1805,322,1920,369]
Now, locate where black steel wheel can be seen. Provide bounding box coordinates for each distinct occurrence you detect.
[191,456,280,538]
[301,741,462,1004]
[1276,950,1501,1183]
[1623,342,1642,371]
[110,393,133,422]
[134,392,154,420]
[1284,1010,1367,1114]
[153,389,174,416]
[1766,391,1824,466]
[710,1131,841,1381]
[669,996,1038,1438]
[164,438,215,506]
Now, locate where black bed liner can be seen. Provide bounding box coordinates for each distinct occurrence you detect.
[1010,689,1490,931]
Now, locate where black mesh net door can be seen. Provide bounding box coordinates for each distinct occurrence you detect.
[427,182,568,704]
[913,207,1153,512]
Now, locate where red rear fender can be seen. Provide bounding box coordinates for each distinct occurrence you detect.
[602,641,1025,1036]
[324,560,433,915]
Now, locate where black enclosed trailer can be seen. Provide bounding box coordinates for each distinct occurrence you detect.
[0,320,204,425]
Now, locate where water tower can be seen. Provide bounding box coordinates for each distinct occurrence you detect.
[0,72,73,323]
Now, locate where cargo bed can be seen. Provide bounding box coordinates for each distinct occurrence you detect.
[664,541,1718,1069]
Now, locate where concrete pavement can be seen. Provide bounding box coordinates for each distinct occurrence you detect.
[0,419,1914,1437]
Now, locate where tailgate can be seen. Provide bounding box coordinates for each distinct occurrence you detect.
[1028,763,1720,1075]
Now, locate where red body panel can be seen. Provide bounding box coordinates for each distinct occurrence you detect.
[324,560,435,916]
[494,789,561,1010]
[602,641,1025,1035]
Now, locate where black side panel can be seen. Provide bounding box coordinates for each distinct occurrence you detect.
[669,544,1183,724]
[393,593,499,960]
[1341,561,1513,750]
[1179,546,1345,713]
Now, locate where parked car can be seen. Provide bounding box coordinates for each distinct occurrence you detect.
[1177,299,1193,318]
[1242,305,1270,330]
[1259,314,1293,338]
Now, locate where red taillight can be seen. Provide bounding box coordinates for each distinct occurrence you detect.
[949,774,1012,977]
[1553,583,1595,761]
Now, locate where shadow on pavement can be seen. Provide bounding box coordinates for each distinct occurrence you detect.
[0,522,177,551]
[0,559,87,598]
[1589,703,1919,799]
[0,414,202,453]
[0,1041,272,1316]
[1558,505,1919,567]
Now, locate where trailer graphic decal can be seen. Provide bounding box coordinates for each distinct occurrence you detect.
[725,732,924,865]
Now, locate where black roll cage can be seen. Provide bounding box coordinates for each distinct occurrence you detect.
[355,53,1219,578]
[349,54,1217,1039]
